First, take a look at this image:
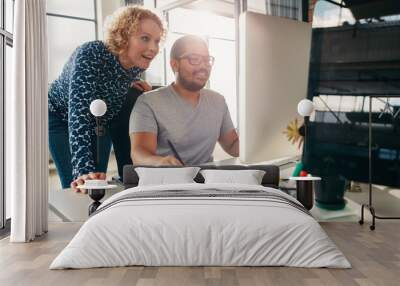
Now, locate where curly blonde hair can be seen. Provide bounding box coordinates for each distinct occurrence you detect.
[104,5,166,56]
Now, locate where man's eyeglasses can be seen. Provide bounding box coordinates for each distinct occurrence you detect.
[179,53,215,66]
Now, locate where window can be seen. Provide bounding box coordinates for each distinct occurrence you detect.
[312,0,355,28]
[264,0,302,20]
[146,6,237,126]
[1,0,14,233]
[46,0,97,83]
[209,38,236,125]
[309,0,400,122]
[5,0,14,33]
[47,0,95,19]
[45,0,97,218]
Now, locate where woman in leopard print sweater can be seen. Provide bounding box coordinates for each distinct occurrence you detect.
[48,6,165,192]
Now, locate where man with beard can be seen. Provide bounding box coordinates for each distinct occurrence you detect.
[129,35,239,166]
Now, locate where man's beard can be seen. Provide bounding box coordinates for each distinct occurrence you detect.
[177,70,208,92]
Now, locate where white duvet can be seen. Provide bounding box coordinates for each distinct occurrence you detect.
[50,183,351,269]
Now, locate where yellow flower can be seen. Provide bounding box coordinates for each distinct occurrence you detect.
[283,118,304,149]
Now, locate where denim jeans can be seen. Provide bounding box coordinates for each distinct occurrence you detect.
[48,111,112,189]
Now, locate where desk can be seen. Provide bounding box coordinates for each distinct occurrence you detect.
[212,155,300,169]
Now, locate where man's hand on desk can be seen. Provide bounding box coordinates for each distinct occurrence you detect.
[158,155,183,166]
[70,172,106,193]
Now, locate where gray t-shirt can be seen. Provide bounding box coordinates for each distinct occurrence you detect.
[129,85,235,165]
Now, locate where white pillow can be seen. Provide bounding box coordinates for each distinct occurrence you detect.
[135,167,201,186]
[200,169,266,185]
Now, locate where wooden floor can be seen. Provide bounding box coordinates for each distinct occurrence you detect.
[0,222,399,286]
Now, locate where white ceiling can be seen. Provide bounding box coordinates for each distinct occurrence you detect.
[156,0,266,18]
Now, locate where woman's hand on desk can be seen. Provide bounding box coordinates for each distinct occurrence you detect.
[70,172,106,193]
[131,80,152,92]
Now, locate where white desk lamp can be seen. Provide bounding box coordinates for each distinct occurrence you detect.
[88,99,107,215]
[297,99,314,117]
[289,99,318,210]
[90,99,107,167]
[297,99,315,157]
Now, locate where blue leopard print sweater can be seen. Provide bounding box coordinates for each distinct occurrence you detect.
[48,40,143,179]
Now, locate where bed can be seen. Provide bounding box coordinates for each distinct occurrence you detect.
[50,165,351,269]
